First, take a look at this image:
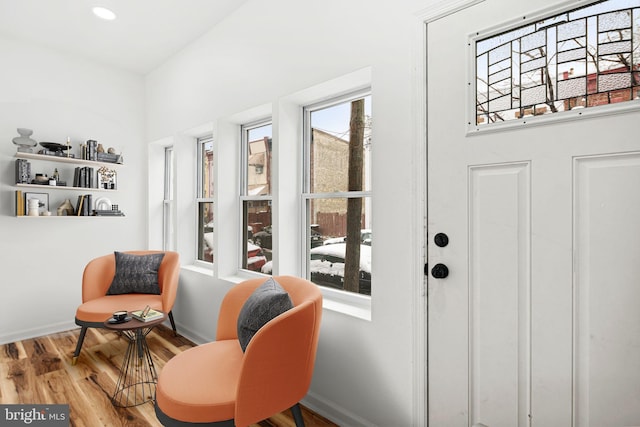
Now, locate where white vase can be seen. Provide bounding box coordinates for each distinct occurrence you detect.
[27,198,40,216]
[13,128,38,153]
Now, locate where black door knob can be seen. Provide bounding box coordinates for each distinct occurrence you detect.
[431,263,449,279]
[434,232,449,247]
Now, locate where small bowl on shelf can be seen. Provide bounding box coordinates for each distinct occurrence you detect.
[33,174,49,184]
[40,142,71,152]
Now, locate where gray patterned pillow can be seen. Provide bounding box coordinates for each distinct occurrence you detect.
[237,278,293,352]
[106,252,165,295]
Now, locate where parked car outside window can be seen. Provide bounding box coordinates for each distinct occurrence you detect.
[252,225,272,249]
[252,225,325,250]
[261,242,371,295]
[323,229,372,246]
[203,229,267,272]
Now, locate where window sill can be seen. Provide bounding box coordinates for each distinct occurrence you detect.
[182,263,213,276]
[184,266,372,321]
[320,287,372,321]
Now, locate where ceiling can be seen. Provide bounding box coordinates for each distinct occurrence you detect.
[0,0,249,74]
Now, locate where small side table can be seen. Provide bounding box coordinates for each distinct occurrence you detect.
[103,311,167,407]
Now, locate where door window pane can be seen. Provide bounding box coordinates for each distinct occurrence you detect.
[475,0,640,126]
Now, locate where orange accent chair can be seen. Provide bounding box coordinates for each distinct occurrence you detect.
[73,250,180,365]
[154,275,323,427]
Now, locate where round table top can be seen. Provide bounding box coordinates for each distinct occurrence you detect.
[103,311,167,331]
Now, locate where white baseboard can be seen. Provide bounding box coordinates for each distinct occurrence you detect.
[0,319,205,346]
[302,390,375,427]
[171,321,214,345]
[0,321,78,345]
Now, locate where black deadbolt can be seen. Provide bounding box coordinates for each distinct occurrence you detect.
[431,263,449,279]
[434,232,449,247]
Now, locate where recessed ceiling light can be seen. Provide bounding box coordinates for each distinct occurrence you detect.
[92,6,117,21]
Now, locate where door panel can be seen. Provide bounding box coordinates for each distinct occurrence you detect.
[426,1,640,425]
[574,154,640,427]
[469,163,531,427]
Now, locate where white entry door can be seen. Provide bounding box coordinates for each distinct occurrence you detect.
[426,1,640,426]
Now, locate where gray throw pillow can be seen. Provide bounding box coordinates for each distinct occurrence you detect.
[237,278,293,352]
[106,252,165,295]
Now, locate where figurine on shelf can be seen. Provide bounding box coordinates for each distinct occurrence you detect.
[57,199,75,216]
[12,128,38,153]
[97,166,117,189]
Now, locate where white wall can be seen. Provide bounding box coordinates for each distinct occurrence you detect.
[145,0,426,425]
[0,37,147,343]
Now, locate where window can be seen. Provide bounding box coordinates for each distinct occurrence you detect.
[197,136,214,262]
[304,92,372,295]
[475,0,640,126]
[163,146,174,251]
[240,121,272,273]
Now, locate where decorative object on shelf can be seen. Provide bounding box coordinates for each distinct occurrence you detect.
[94,202,124,216]
[24,192,48,216]
[97,166,117,189]
[32,173,49,184]
[57,199,75,216]
[12,128,38,153]
[97,143,105,153]
[40,142,69,152]
[38,142,75,158]
[15,159,31,183]
[94,197,112,211]
[27,198,40,216]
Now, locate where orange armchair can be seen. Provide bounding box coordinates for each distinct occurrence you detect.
[73,250,180,364]
[154,275,323,427]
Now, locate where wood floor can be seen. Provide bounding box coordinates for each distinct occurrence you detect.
[0,325,337,427]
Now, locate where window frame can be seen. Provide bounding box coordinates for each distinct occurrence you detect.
[196,134,214,265]
[302,89,373,296]
[162,145,174,251]
[239,119,273,273]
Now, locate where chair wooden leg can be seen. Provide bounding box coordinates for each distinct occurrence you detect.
[168,310,178,336]
[291,403,305,427]
[72,326,89,365]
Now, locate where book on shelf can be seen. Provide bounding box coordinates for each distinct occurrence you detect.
[93,209,124,216]
[76,195,84,216]
[75,194,94,216]
[73,166,96,188]
[84,194,92,216]
[15,159,30,184]
[97,152,122,163]
[131,307,164,322]
[15,190,24,216]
